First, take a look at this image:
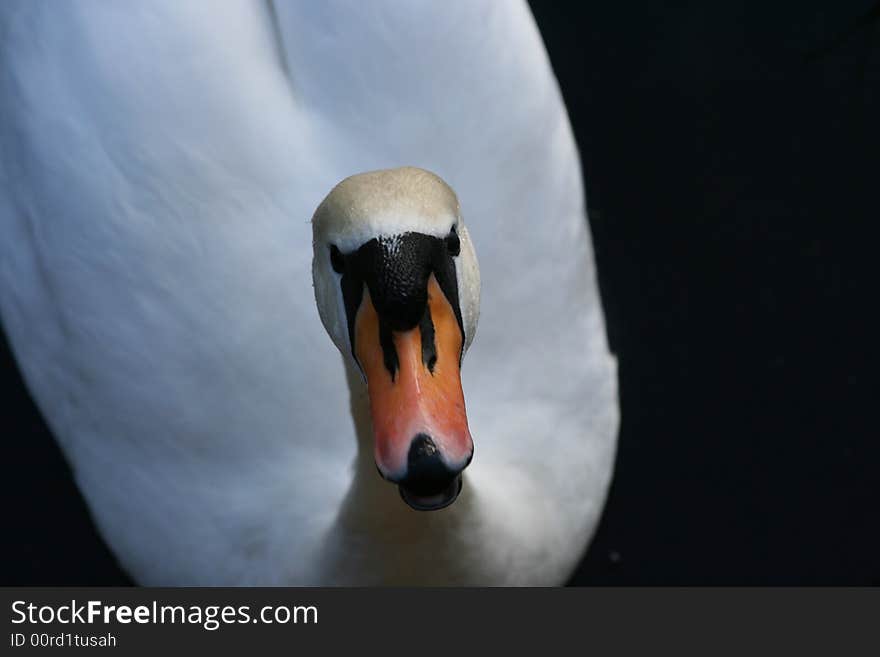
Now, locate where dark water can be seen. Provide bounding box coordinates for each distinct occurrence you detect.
[531,0,880,584]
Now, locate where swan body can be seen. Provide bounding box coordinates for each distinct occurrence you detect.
[0,1,618,585]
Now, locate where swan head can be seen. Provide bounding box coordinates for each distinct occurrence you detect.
[312,167,480,511]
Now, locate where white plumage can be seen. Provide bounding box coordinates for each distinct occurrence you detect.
[0,0,617,584]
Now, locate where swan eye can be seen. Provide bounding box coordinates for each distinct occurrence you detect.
[446,227,460,257]
[329,244,345,274]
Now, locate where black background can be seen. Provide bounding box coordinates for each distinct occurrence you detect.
[3,1,879,585]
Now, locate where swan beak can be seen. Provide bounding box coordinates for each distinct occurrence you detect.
[355,275,473,510]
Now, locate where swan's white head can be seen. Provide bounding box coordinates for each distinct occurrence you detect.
[312,167,480,510]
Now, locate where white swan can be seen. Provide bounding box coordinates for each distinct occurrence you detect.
[0,1,618,585]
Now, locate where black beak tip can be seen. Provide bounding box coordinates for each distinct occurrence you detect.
[399,474,463,511]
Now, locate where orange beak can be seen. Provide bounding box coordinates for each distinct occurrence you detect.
[355,274,473,491]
